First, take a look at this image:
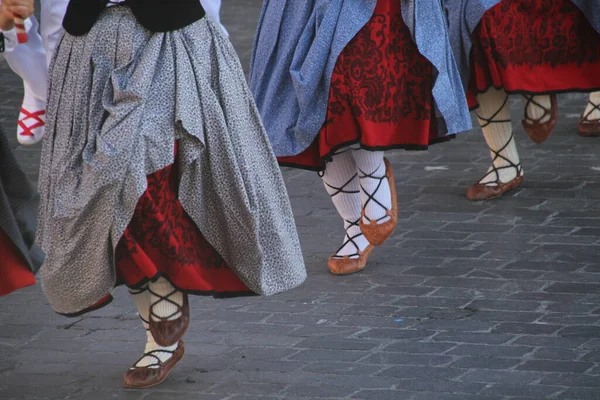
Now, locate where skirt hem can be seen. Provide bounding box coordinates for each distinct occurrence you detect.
[279,136,455,172]
[55,271,257,318]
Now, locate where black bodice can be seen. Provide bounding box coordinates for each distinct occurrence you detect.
[63,0,206,35]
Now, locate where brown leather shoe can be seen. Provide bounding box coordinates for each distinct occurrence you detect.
[149,293,190,347]
[123,341,185,389]
[521,94,557,144]
[578,119,600,137]
[328,245,374,275]
[359,158,398,246]
[578,99,600,137]
[466,171,524,201]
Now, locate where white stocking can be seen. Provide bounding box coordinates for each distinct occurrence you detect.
[149,277,184,322]
[322,150,370,258]
[352,149,392,224]
[476,88,522,185]
[129,287,177,368]
[583,91,600,122]
[522,94,552,124]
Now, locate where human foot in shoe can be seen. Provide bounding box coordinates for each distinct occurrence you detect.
[148,278,189,347]
[358,158,398,246]
[328,219,373,275]
[123,340,184,389]
[578,92,600,137]
[466,132,524,201]
[17,96,46,145]
[521,94,557,144]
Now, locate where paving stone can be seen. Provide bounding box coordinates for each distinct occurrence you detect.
[513,336,590,349]
[559,325,600,338]
[289,349,370,363]
[517,360,594,373]
[459,369,545,384]
[482,384,564,398]
[545,283,600,295]
[556,387,600,400]
[540,373,600,388]
[362,352,454,367]
[432,332,514,345]
[283,384,357,398]
[396,379,486,395]
[447,344,534,358]
[294,338,379,351]
[503,260,583,272]
[377,365,463,380]
[492,322,562,335]
[382,342,456,354]
[350,390,415,400]
[449,356,522,370]
[411,394,503,400]
[356,329,436,340]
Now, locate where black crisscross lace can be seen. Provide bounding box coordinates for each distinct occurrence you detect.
[322,172,364,260]
[331,219,363,260]
[522,94,552,124]
[475,94,522,186]
[582,98,600,122]
[130,347,177,370]
[149,286,183,322]
[358,164,390,224]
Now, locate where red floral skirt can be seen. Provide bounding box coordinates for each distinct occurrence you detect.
[468,0,600,108]
[278,0,445,171]
[0,229,35,296]
[89,144,252,312]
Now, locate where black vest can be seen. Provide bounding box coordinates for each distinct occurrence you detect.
[63,0,206,36]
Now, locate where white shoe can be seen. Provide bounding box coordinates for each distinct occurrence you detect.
[17,106,46,145]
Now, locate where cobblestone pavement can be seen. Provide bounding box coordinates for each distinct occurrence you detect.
[2,2,600,399]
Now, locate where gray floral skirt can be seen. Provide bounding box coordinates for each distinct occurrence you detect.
[37,6,306,315]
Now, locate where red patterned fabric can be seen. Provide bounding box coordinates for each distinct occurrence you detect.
[113,145,252,296]
[0,228,35,296]
[468,0,600,108]
[278,0,444,171]
[70,145,252,315]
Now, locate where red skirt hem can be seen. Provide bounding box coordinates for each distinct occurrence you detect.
[467,0,600,108]
[281,0,441,170]
[279,136,454,172]
[57,272,256,318]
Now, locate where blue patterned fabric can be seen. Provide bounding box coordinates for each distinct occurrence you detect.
[249,0,472,158]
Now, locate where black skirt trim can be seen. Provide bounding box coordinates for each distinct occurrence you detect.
[468,85,600,111]
[279,135,455,172]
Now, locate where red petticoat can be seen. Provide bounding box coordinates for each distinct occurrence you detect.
[468,0,600,108]
[87,144,252,313]
[278,0,445,171]
[0,228,35,296]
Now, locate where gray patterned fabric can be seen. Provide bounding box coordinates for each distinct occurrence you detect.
[0,127,44,273]
[38,6,306,315]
